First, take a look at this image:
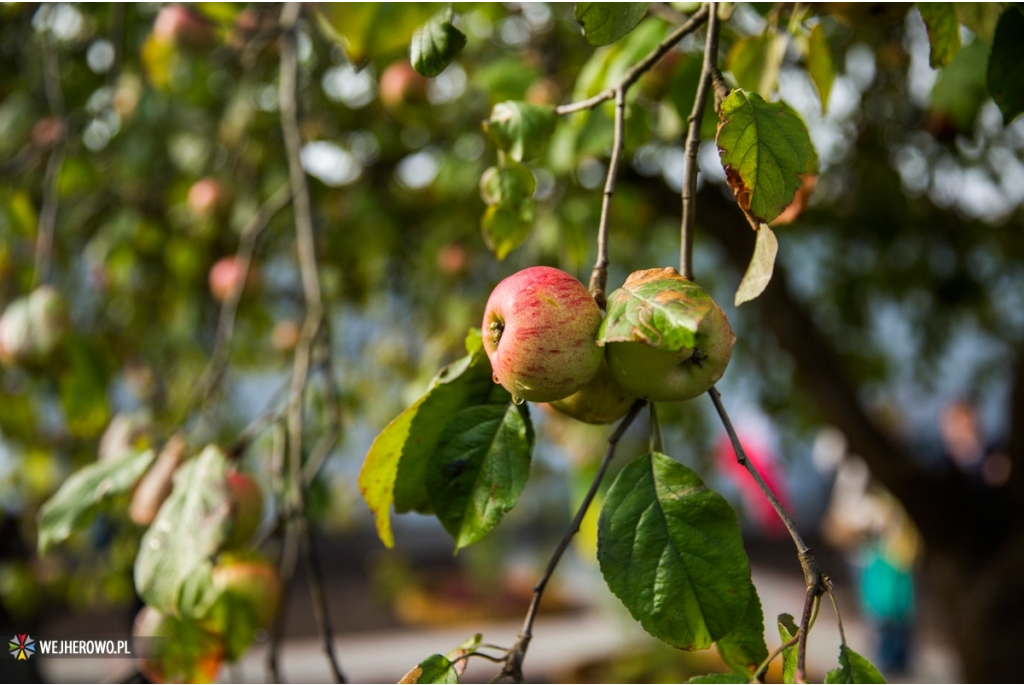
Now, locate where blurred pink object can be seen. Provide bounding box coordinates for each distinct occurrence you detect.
[716,432,792,538]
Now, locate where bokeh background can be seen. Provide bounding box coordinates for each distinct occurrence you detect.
[2,2,1023,682]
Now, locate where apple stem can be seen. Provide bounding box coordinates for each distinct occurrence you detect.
[499,399,647,683]
[680,2,724,282]
[709,386,828,683]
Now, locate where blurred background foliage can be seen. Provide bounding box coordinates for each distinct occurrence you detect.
[2,2,1024,681]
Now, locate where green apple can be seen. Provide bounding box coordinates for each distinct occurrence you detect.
[605,271,735,402]
[210,557,282,629]
[482,266,604,403]
[549,359,638,424]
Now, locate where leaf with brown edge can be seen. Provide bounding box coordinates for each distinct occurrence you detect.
[717,90,815,226]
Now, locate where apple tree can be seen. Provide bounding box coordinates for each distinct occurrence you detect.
[2,2,1023,682]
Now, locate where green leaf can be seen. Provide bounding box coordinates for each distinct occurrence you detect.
[807,23,836,112]
[358,346,509,548]
[932,39,990,131]
[573,18,668,101]
[598,268,713,354]
[726,32,787,98]
[717,90,815,225]
[684,676,750,684]
[918,3,962,68]
[316,3,437,64]
[597,452,753,650]
[954,2,1001,43]
[778,613,799,684]
[427,403,533,551]
[575,3,650,46]
[484,101,557,163]
[716,584,769,678]
[411,12,467,78]
[480,164,535,207]
[987,8,1024,124]
[734,224,778,306]
[134,445,232,617]
[399,654,458,684]
[824,645,887,683]
[482,203,533,261]
[37,448,156,553]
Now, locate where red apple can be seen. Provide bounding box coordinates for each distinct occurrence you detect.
[605,271,735,402]
[187,177,229,217]
[482,266,603,403]
[152,4,215,51]
[379,61,428,111]
[223,471,263,548]
[208,256,246,302]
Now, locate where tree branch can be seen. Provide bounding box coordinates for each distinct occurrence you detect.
[190,184,292,414]
[709,386,825,682]
[680,2,722,281]
[274,5,346,682]
[34,25,66,288]
[554,5,709,116]
[500,400,646,683]
[697,183,1006,550]
[588,87,625,308]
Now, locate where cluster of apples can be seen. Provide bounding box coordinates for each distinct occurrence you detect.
[482,266,734,423]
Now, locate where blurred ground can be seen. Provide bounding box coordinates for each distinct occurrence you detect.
[34,528,959,684]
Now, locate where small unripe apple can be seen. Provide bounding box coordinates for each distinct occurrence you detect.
[223,471,263,549]
[152,4,215,51]
[482,266,603,403]
[0,286,68,367]
[437,243,469,277]
[211,558,282,629]
[187,177,229,217]
[270,318,300,351]
[208,256,246,302]
[133,605,224,684]
[548,359,638,424]
[605,271,735,402]
[379,61,428,111]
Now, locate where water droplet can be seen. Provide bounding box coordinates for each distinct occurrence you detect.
[148,538,161,550]
[493,373,501,384]
[512,395,525,405]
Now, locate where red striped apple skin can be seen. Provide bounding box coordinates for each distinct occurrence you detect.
[482,267,603,403]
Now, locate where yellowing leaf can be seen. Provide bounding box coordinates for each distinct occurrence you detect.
[735,224,778,306]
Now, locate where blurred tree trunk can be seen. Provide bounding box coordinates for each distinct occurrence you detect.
[698,184,1024,681]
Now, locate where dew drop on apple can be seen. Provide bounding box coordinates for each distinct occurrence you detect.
[493,373,501,384]
[512,395,525,405]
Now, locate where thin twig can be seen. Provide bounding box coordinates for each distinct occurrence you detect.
[553,5,709,116]
[500,400,646,683]
[709,386,826,683]
[824,577,846,648]
[301,328,343,486]
[302,519,347,683]
[277,5,346,682]
[680,2,722,281]
[34,24,65,288]
[190,183,293,413]
[751,633,799,682]
[588,87,626,308]
[266,516,300,682]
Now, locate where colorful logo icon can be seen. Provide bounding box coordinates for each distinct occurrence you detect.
[9,634,34,660]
